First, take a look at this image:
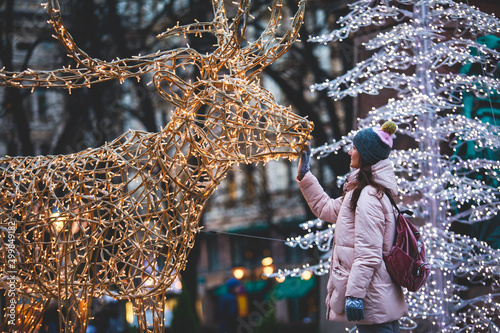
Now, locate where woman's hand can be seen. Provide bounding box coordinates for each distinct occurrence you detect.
[345,296,365,321]
[297,142,311,180]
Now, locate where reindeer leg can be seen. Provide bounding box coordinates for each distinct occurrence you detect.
[133,294,166,333]
[0,295,49,333]
[56,291,91,333]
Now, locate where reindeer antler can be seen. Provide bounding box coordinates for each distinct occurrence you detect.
[157,0,306,80]
[0,0,210,90]
[241,0,306,80]
[0,0,305,91]
[157,0,250,55]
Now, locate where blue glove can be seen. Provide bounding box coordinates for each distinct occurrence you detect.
[345,297,365,322]
[297,142,311,180]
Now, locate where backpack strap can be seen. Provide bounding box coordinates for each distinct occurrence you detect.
[384,189,400,214]
[384,189,413,217]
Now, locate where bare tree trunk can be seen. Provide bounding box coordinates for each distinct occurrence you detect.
[1,0,34,156]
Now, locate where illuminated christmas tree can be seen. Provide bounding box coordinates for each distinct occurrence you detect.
[271,0,500,331]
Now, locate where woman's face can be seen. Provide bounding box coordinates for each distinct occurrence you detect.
[349,145,361,169]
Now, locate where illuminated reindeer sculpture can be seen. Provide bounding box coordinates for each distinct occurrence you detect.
[0,0,311,332]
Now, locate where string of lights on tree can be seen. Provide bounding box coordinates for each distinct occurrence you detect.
[0,1,312,332]
[274,220,500,331]
[269,0,500,331]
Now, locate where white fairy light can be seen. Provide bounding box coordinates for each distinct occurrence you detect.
[268,225,500,330]
[274,0,500,331]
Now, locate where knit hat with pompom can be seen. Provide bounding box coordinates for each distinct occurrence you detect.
[352,121,397,165]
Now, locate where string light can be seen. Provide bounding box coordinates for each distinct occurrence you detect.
[0,1,312,332]
[269,222,500,330]
[271,0,500,331]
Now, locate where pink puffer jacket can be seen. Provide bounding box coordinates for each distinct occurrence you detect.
[297,159,408,324]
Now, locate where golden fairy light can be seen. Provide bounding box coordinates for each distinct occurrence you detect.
[0,0,312,332]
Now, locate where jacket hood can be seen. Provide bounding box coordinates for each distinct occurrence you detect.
[344,159,398,196]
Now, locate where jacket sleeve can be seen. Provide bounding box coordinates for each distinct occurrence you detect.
[346,187,385,299]
[296,171,343,223]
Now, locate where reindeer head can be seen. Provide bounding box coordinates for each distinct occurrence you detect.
[152,0,313,165]
[166,77,312,166]
[1,0,312,162]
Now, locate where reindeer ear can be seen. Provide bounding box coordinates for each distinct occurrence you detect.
[153,72,187,108]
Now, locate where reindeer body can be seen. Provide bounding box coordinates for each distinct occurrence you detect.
[0,127,205,299]
[0,1,311,332]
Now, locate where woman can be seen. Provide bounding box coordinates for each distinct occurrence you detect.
[297,121,407,333]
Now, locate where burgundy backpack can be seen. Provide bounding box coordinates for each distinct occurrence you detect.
[383,193,430,292]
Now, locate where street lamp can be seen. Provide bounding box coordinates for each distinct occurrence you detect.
[301,271,312,281]
[232,267,245,280]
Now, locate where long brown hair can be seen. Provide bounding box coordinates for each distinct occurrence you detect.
[350,157,388,211]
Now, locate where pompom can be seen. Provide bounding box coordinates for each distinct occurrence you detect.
[381,121,397,135]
